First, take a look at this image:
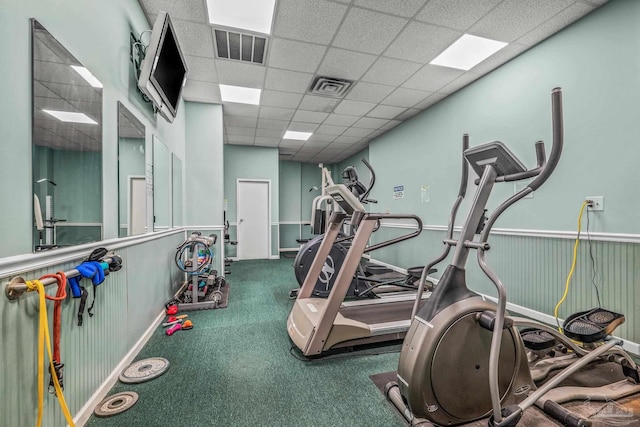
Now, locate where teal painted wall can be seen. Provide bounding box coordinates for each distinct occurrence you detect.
[279,161,302,222]
[224,145,279,256]
[365,0,640,348]
[184,102,224,226]
[370,0,640,235]
[223,145,280,223]
[0,0,188,257]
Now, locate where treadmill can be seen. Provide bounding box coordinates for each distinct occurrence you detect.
[287,183,425,356]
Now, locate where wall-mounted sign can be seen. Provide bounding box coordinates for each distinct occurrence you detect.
[421,185,430,203]
[393,185,404,199]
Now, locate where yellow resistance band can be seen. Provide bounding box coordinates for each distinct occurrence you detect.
[26,280,75,427]
[553,200,589,332]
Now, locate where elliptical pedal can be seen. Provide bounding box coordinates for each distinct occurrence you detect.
[521,328,558,351]
[563,308,625,343]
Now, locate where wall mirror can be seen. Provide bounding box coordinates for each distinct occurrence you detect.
[172,154,183,227]
[32,19,103,251]
[117,102,146,237]
[153,136,171,230]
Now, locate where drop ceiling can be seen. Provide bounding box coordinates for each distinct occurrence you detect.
[139,0,608,164]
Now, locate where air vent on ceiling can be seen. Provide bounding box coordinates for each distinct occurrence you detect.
[309,76,354,98]
[214,29,267,64]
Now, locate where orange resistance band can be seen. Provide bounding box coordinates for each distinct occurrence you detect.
[41,272,67,364]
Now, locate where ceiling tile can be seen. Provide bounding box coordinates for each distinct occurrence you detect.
[268,38,326,73]
[439,72,481,94]
[254,137,281,146]
[257,118,290,130]
[292,110,330,123]
[413,92,447,110]
[384,21,460,64]
[334,135,362,144]
[470,43,529,75]
[366,105,406,119]
[280,139,304,147]
[259,106,296,120]
[368,129,385,139]
[401,64,464,91]
[171,19,214,58]
[261,90,304,108]
[298,95,341,113]
[469,0,574,42]
[227,135,255,144]
[140,0,208,22]
[334,100,376,116]
[225,116,258,127]
[287,122,320,132]
[517,2,594,46]
[353,0,427,17]
[380,120,401,130]
[256,128,285,138]
[352,117,389,129]
[182,80,221,103]
[316,48,378,81]
[223,103,259,117]
[332,8,408,55]
[309,133,337,142]
[414,0,501,30]
[316,124,348,135]
[227,139,249,145]
[226,126,256,136]
[394,108,421,121]
[360,57,422,86]
[323,114,360,126]
[345,82,396,103]
[273,0,348,44]
[184,55,217,82]
[381,87,431,108]
[215,60,265,87]
[265,68,314,93]
[342,127,373,137]
[303,140,331,149]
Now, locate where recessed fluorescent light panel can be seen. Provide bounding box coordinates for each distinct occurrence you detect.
[283,131,312,141]
[219,84,261,105]
[206,0,276,34]
[70,65,103,88]
[430,34,507,71]
[43,109,98,124]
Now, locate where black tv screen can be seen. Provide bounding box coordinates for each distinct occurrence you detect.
[151,22,186,113]
[137,11,188,122]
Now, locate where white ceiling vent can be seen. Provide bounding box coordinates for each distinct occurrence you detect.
[214,29,267,64]
[309,76,354,98]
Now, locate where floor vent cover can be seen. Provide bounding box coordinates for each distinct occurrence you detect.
[214,29,267,64]
[309,76,354,98]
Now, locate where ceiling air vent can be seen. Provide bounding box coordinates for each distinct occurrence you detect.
[214,29,267,64]
[309,76,354,98]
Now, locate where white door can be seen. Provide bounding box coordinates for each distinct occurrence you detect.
[237,180,270,260]
[129,176,147,235]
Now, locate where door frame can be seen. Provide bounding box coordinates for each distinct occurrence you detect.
[236,178,272,260]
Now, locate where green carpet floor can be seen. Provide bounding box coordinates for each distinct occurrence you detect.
[86,258,405,427]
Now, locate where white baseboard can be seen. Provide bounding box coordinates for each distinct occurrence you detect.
[73,310,165,426]
[366,258,408,275]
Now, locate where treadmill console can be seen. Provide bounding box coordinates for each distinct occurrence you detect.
[464,141,527,178]
[326,184,365,215]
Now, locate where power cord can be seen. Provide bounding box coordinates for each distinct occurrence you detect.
[554,200,588,331]
[585,207,602,308]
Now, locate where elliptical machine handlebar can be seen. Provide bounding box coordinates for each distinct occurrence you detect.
[528,87,563,191]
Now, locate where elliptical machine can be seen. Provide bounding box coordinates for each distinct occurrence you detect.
[293,159,380,298]
[385,88,640,426]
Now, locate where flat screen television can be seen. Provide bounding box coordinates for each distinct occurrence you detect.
[138,11,188,123]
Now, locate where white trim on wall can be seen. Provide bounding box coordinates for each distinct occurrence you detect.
[378,222,640,244]
[0,228,185,279]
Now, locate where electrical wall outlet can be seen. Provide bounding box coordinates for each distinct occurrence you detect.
[586,196,604,211]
